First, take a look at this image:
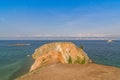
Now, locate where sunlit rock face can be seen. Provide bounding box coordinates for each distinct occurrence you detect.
[30,42,92,72]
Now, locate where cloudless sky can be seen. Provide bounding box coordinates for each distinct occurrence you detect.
[0,0,120,39]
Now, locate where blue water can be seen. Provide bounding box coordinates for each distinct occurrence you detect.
[0,40,120,80]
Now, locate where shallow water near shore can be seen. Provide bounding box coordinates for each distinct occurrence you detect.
[0,40,120,80]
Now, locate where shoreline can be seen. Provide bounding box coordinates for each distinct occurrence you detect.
[8,56,34,80]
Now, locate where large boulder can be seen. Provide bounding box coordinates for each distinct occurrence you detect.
[30,42,92,72]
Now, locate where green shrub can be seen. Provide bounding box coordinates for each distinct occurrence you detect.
[81,58,86,64]
[74,56,86,64]
[80,45,84,49]
[68,56,72,64]
[74,56,81,64]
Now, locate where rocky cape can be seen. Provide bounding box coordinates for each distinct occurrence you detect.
[16,42,120,80]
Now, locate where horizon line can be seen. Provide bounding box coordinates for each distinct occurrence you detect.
[0,36,119,40]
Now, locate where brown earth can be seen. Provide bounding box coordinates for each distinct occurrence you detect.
[17,63,120,80]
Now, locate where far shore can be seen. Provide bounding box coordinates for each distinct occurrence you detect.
[8,44,30,46]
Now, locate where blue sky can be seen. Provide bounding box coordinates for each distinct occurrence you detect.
[0,0,120,39]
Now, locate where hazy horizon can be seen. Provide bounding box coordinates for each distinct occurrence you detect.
[0,36,119,40]
[0,0,120,40]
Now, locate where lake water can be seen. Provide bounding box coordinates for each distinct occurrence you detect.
[0,40,120,80]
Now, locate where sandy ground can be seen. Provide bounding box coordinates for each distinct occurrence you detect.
[17,63,120,80]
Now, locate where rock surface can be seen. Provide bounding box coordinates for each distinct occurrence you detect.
[30,42,92,71]
[17,63,120,80]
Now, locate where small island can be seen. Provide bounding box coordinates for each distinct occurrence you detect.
[9,44,30,46]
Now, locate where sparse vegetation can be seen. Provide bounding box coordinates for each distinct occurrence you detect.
[74,56,81,64]
[68,56,72,64]
[81,58,86,64]
[80,45,84,49]
[68,56,86,64]
[74,56,86,64]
